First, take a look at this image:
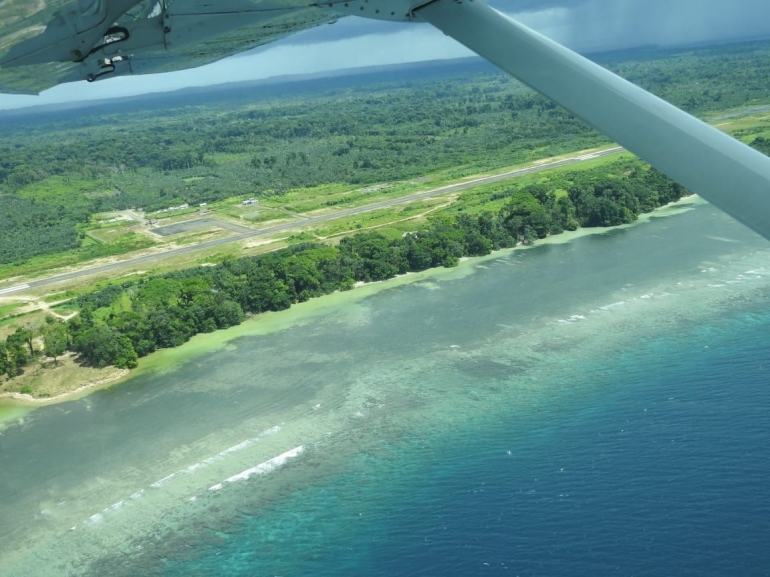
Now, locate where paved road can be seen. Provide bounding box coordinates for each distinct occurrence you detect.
[0,147,624,295]
[153,217,254,236]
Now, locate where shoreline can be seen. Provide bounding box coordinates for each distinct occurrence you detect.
[1,196,767,575]
[0,195,700,411]
[0,368,129,405]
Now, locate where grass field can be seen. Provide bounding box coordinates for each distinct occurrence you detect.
[1,105,768,334]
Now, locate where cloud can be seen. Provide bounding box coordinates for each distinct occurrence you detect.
[279,0,770,51]
[1,0,769,109]
[539,0,770,50]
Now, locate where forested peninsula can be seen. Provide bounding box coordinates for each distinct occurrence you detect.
[0,159,686,389]
[4,39,770,398]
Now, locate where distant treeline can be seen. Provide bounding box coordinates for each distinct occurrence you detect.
[1,160,685,378]
[1,40,770,265]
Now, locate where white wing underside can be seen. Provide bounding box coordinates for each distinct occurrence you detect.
[0,0,338,94]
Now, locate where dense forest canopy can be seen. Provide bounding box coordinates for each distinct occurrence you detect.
[1,40,770,266]
[0,157,687,377]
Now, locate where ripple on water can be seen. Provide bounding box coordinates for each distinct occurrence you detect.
[1,204,769,576]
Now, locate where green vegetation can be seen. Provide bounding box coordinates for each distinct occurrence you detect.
[0,228,156,281]
[0,194,88,264]
[751,136,770,156]
[0,158,685,379]
[3,39,770,393]
[2,40,770,269]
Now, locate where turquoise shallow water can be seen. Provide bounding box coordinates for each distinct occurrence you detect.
[158,304,770,577]
[1,202,769,576]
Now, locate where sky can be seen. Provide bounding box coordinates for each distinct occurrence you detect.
[1,0,770,110]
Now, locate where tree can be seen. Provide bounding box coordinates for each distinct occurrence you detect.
[501,191,552,240]
[8,327,35,357]
[67,304,95,345]
[5,342,29,377]
[585,197,626,227]
[751,136,770,156]
[553,197,579,232]
[211,300,244,329]
[73,324,138,369]
[476,211,514,250]
[0,343,10,378]
[404,233,435,271]
[43,320,68,365]
[521,184,555,209]
[339,232,407,282]
[134,278,182,310]
[455,214,492,256]
[282,254,323,302]
[179,277,211,305]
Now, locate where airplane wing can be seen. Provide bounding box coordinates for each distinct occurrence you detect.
[1,0,770,239]
[0,0,335,93]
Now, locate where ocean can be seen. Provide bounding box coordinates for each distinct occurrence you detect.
[1,200,769,576]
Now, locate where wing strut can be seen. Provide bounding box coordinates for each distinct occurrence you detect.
[416,0,770,240]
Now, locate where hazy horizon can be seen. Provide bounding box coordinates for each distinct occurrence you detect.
[1,0,770,111]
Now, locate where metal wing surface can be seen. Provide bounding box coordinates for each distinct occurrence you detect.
[0,0,335,94]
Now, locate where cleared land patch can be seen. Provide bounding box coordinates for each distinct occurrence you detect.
[152,218,254,237]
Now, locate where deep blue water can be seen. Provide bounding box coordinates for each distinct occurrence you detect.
[3,205,769,576]
[162,298,770,576]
